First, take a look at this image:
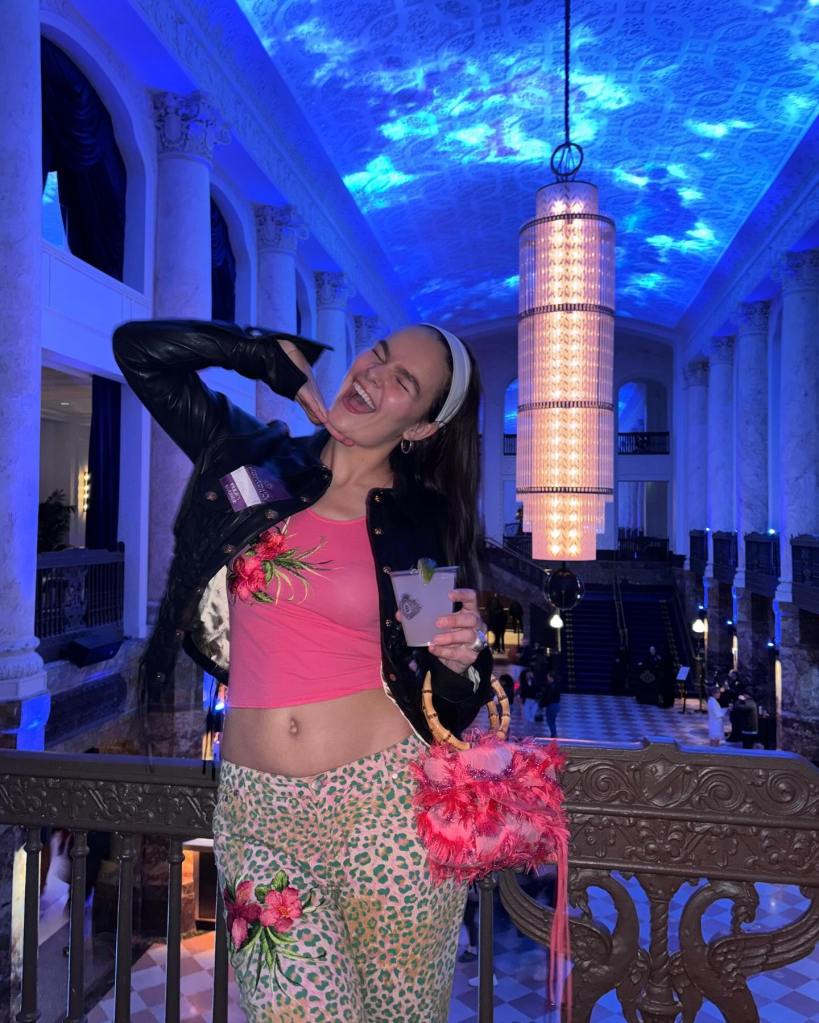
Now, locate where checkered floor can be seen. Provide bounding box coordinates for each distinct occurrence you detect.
[79,695,817,1022]
[83,879,819,1023]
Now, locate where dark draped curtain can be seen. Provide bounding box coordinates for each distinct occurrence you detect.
[85,377,121,551]
[211,198,236,321]
[41,37,126,281]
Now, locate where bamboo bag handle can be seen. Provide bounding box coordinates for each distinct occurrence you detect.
[421,672,511,750]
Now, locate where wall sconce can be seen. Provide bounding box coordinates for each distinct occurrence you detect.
[692,618,706,635]
[78,468,91,516]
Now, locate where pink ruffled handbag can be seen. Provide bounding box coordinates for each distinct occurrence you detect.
[410,673,571,1007]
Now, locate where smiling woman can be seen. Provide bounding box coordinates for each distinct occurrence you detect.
[112,315,491,1023]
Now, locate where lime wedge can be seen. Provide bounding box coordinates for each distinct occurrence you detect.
[417,558,437,583]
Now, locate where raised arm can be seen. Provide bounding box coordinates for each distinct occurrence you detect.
[112,319,329,462]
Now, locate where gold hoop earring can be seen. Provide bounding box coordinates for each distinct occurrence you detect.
[400,438,414,454]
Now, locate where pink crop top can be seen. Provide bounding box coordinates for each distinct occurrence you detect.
[226,507,383,709]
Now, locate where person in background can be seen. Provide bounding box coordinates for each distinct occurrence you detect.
[736,693,759,749]
[519,667,539,725]
[540,669,561,739]
[611,646,629,694]
[706,684,728,746]
[508,599,524,637]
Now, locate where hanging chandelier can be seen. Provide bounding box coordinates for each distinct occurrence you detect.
[517,0,615,561]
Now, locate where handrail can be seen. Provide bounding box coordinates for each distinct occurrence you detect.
[1,742,817,1023]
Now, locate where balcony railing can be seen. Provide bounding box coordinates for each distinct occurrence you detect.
[689,529,708,575]
[713,530,738,584]
[1,740,817,1023]
[35,549,125,661]
[792,535,819,613]
[745,532,781,597]
[617,534,670,561]
[503,433,517,456]
[617,431,670,455]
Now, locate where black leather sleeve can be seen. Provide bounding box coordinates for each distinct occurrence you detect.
[112,319,329,462]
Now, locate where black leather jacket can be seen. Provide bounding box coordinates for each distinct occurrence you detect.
[112,320,493,744]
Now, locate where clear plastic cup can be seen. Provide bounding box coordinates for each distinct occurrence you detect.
[389,566,459,647]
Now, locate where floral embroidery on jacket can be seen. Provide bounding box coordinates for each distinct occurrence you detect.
[227,519,325,604]
[223,870,325,992]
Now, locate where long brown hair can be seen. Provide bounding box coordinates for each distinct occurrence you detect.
[389,327,483,587]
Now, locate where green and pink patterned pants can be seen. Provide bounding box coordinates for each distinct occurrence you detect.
[213,734,467,1022]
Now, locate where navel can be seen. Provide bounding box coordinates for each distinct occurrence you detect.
[288,717,300,736]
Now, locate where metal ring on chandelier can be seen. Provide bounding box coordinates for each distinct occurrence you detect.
[517,485,614,495]
[518,303,615,320]
[520,211,616,233]
[518,400,615,412]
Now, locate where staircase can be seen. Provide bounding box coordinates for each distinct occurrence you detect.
[621,586,685,669]
[562,590,620,693]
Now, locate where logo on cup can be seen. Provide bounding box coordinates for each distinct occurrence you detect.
[399,593,422,620]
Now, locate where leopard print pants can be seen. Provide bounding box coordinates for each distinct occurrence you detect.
[213,734,467,1022]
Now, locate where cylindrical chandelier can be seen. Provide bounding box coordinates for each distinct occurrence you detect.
[517,182,615,560]
[516,0,615,562]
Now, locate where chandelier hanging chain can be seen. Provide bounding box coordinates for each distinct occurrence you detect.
[550,0,584,181]
[563,0,571,145]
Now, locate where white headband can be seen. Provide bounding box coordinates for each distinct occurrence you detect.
[420,323,472,425]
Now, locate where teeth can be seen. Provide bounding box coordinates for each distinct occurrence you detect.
[353,380,376,411]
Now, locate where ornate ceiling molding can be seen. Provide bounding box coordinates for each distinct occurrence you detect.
[129,0,413,328]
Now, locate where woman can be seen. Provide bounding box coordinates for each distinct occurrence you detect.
[113,319,493,1022]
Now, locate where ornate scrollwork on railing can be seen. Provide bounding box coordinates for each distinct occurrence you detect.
[0,752,216,837]
[498,738,819,1022]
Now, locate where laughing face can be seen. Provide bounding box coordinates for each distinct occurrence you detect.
[329,325,451,449]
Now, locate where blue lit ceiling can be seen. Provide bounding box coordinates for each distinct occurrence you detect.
[237,0,819,328]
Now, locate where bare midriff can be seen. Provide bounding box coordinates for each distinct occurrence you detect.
[220,688,413,777]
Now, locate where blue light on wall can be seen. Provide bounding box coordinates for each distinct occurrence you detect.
[237,0,819,327]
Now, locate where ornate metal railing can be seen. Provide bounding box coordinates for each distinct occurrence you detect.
[689,530,708,575]
[35,549,125,661]
[0,751,222,1023]
[503,433,517,456]
[617,431,670,455]
[792,535,819,614]
[617,535,670,561]
[744,532,780,597]
[712,531,738,584]
[482,536,546,589]
[1,741,816,1023]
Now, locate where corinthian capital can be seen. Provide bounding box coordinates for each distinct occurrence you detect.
[315,271,354,311]
[683,358,708,388]
[354,314,382,353]
[255,205,307,255]
[152,91,229,162]
[781,249,819,295]
[738,300,770,335]
[710,335,735,366]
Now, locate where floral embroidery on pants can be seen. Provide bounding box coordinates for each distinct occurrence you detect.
[224,872,325,993]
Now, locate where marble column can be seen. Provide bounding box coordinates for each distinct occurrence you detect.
[149,92,227,618]
[776,250,819,760]
[704,338,735,669]
[354,314,381,356]
[0,5,48,1016]
[254,204,307,430]
[706,336,735,539]
[733,301,769,682]
[0,0,49,750]
[734,302,769,587]
[776,250,819,604]
[682,359,709,542]
[314,271,354,405]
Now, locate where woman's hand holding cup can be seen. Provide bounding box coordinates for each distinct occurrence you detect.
[396,587,488,675]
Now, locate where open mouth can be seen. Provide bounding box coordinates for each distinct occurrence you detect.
[341,379,377,414]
